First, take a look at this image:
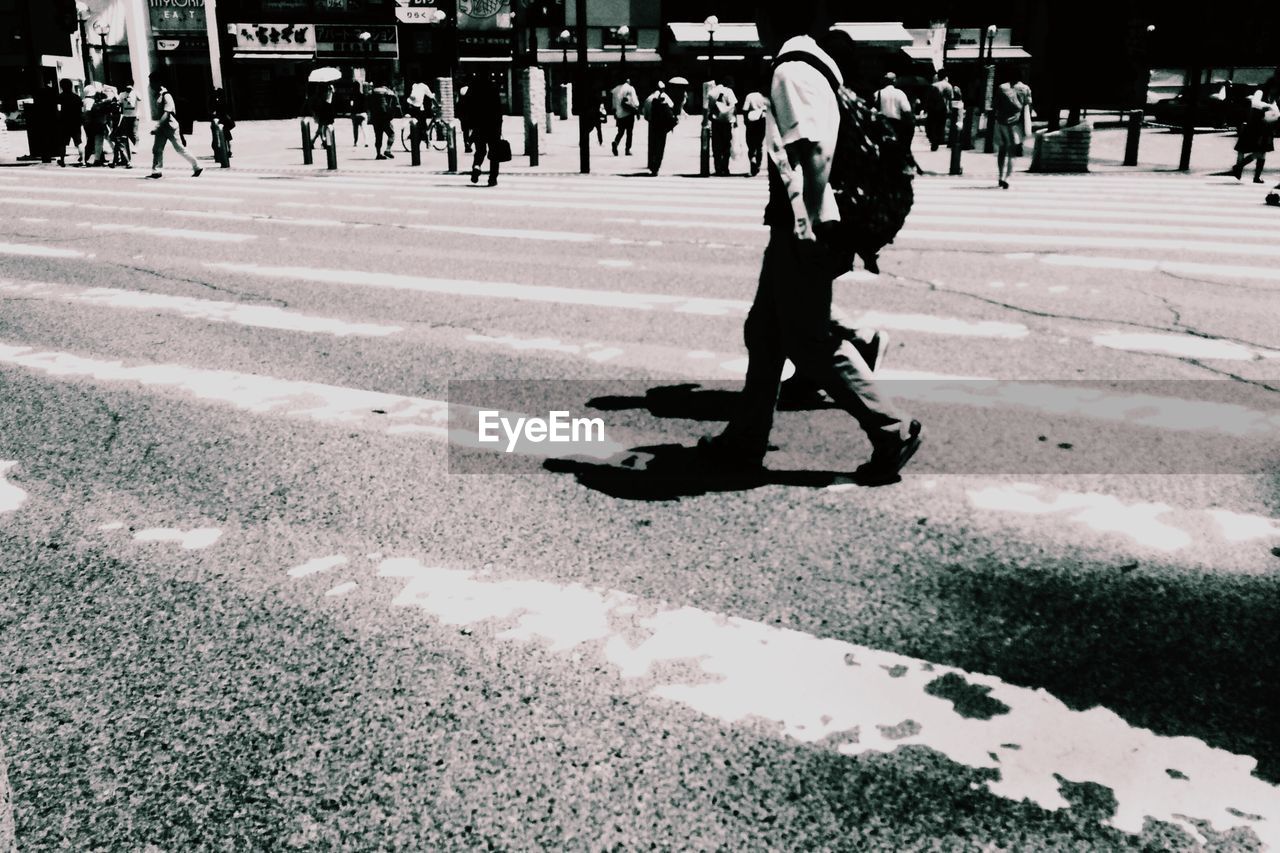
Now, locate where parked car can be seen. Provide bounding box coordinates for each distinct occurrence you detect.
[1149,83,1253,128]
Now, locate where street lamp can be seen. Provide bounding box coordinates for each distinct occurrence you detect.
[93,19,111,86]
[704,15,718,84]
[616,25,630,66]
[558,28,572,66]
[701,15,718,178]
[75,2,91,84]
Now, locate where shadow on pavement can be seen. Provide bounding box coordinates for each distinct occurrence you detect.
[587,383,833,423]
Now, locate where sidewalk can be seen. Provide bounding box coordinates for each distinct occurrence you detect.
[3,113,1266,181]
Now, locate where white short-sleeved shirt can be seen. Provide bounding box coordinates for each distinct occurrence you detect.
[768,35,841,224]
[875,85,912,120]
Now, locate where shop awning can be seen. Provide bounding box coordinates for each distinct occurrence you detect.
[905,45,1031,61]
[667,22,760,48]
[830,22,913,47]
[235,52,315,60]
[536,48,662,64]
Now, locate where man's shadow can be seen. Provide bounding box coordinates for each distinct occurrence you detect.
[543,384,881,501]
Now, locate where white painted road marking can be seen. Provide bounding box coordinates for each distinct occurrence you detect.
[0,462,28,515]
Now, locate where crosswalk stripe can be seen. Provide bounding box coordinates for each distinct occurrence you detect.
[0,461,27,515]
[81,222,257,243]
[0,242,85,259]
[0,280,402,338]
[1028,254,1280,283]
[206,262,754,315]
[908,214,1276,240]
[7,184,242,204]
[899,229,1280,258]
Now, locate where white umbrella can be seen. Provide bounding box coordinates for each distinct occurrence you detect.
[667,76,689,87]
[308,67,341,83]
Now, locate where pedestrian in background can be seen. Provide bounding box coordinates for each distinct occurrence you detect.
[56,79,84,167]
[593,89,609,145]
[699,0,921,485]
[369,80,401,160]
[873,72,914,150]
[87,88,117,166]
[147,79,202,179]
[709,76,739,176]
[646,80,682,175]
[33,82,59,163]
[457,83,474,153]
[992,69,1025,189]
[925,68,954,151]
[741,88,768,176]
[313,82,335,148]
[350,83,369,147]
[210,88,234,164]
[114,83,139,168]
[467,77,505,187]
[611,77,640,156]
[1231,81,1277,183]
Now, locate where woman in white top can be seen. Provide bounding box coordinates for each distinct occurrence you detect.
[1231,82,1277,183]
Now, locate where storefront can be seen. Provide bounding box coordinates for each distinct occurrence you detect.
[149,0,213,119]
[228,22,398,119]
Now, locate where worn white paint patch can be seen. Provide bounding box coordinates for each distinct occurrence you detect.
[97,521,125,531]
[0,341,451,433]
[900,228,1280,259]
[408,223,598,242]
[208,262,752,317]
[598,259,634,268]
[0,281,401,338]
[1092,333,1257,361]
[466,334,582,355]
[376,557,1279,848]
[288,555,350,578]
[853,311,1029,340]
[0,242,84,259]
[324,581,359,597]
[968,484,1189,551]
[132,527,223,550]
[86,223,256,243]
[0,461,28,515]
[1036,254,1280,283]
[1047,285,1068,294]
[1207,510,1280,542]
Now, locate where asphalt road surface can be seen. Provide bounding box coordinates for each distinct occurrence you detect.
[1,163,1279,851]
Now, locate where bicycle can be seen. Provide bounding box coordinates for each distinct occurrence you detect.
[400,113,449,152]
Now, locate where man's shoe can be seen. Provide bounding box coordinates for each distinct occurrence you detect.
[612,143,619,156]
[146,172,162,179]
[470,170,480,184]
[855,420,923,486]
[487,176,498,187]
[384,151,394,158]
[192,166,203,177]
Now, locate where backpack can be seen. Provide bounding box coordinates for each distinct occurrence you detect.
[766,52,916,273]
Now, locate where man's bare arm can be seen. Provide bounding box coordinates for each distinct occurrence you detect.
[786,139,830,236]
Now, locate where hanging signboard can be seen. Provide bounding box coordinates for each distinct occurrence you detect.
[458,0,512,31]
[149,0,206,34]
[315,24,399,58]
[395,0,446,24]
[233,23,317,53]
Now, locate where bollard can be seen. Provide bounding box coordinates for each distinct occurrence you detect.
[949,104,965,176]
[301,118,314,165]
[212,121,230,169]
[446,120,460,173]
[1123,108,1142,167]
[528,121,539,167]
[411,119,422,167]
[325,125,338,170]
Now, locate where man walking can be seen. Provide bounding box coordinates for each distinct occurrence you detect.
[369,80,401,160]
[646,81,682,176]
[709,77,739,176]
[874,71,915,150]
[56,79,84,167]
[611,78,640,156]
[925,68,953,151]
[147,79,202,179]
[116,84,139,167]
[699,0,922,485]
[741,87,768,176]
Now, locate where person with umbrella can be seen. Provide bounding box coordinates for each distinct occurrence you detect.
[647,77,686,175]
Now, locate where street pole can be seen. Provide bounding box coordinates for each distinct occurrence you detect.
[122,0,154,126]
[100,33,110,85]
[1178,65,1201,171]
[575,0,589,173]
[204,0,224,91]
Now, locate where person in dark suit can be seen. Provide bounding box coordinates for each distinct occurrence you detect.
[467,78,505,187]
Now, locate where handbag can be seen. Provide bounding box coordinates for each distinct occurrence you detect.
[491,138,512,162]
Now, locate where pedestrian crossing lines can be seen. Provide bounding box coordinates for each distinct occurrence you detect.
[2,165,1279,850]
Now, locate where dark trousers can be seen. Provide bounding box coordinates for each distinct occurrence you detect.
[648,127,668,174]
[717,231,905,457]
[712,121,734,175]
[744,119,766,175]
[612,115,635,153]
[373,121,394,155]
[472,138,501,182]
